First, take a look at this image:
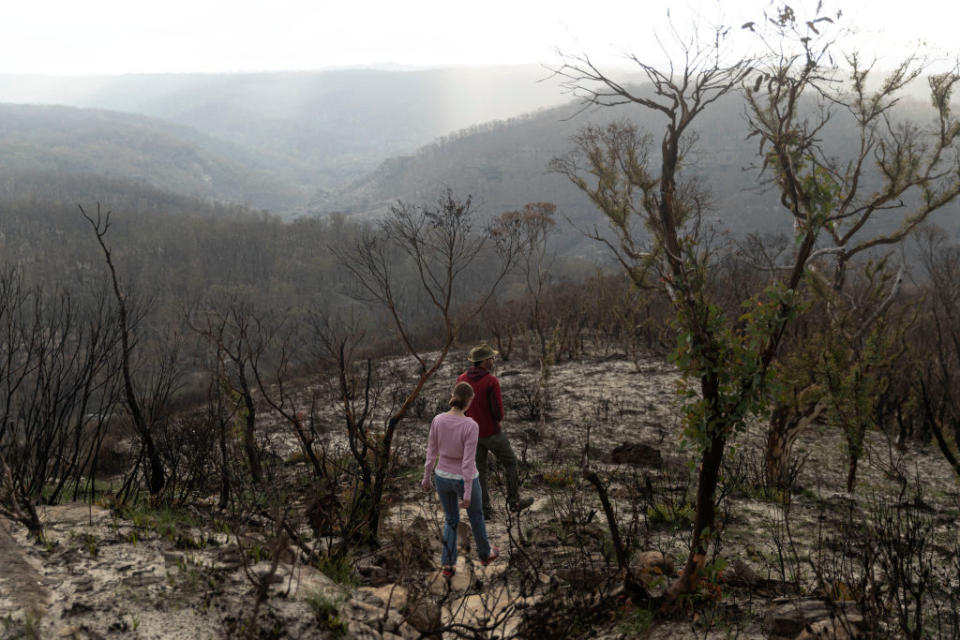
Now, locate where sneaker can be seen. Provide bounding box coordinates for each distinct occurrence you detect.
[441,565,456,578]
[508,496,534,512]
[481,546,500,566]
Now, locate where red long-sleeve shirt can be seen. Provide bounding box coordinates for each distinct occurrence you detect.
[457,366,504,438]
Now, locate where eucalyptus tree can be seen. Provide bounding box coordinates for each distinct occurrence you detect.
[745,11,960,489]
[551,2,960,601]
[551,26,757,599]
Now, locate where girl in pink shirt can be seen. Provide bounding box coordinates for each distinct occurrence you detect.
[421,382,499,577]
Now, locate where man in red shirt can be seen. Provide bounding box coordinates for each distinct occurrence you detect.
[458,344,534,519]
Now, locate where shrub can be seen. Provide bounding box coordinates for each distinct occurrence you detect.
[308,591,346,637]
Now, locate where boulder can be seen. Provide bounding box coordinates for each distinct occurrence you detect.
[723,557,760,588]
[403,599,442,639]
[765,599,862,639]
[610,442,662,467]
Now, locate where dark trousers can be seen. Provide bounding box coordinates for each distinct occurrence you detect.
[475,431,520,517]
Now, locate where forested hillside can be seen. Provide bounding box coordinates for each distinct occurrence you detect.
[331,91,960,240]
[0,67,570,193]
[0,103,307,211]
[3,69,957,242]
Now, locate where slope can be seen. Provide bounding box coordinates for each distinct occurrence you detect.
[0,103,308,212]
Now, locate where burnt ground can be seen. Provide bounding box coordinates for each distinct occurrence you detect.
[2,349,959,639]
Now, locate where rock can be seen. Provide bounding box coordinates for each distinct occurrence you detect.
[357,561,393,586]
[427,557,472,594]
[632,551,674,582]
[797,616,864,639]
[610,442,662,467]
[121,573,164,588]
[765,599,862,639]
[403,599,442,639]
[289,564,341,602]
[473,559,509,583]
[460,585,523,629]
[396,621,425,640]
[162,550,184,564]
[723,557,760,588]
[251,561,286,585]
[359,583,409,610]
[344,597,392,628]
[213,544,245,570]
[63,601,96,618]
[345,619,382,639]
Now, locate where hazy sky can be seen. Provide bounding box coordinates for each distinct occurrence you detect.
[1,0,955,76]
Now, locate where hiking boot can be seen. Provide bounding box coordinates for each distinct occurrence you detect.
[508,496,533,512]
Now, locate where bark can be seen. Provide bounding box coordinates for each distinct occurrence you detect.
[666,428,725,602]
[583,468,650,600]
[0,450,42,540]
[765,399,825,488]
[237,364,262,483]
[846,454,859,494]
[80,205,165,497]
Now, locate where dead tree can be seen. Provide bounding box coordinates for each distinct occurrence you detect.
[915,227,960,478]
[493,203,558,423]
[80,204,166,497]
[187,298,273,484]
[309,311,385,552]
[333,188,519,545]
[0,267,124,537]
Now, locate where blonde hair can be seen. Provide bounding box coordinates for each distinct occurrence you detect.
[449,381,475,410]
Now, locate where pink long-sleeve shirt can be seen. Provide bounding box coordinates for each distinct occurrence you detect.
[422,412,479,502]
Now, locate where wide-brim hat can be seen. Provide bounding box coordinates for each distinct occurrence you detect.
[468,343,498,363]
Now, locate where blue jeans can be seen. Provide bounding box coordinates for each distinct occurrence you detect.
[435,474,491,566]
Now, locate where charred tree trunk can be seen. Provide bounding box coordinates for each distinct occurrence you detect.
[81,205,166,497]
[846,454,859,494]
[237,363,262,483]
[0,451,42,540]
